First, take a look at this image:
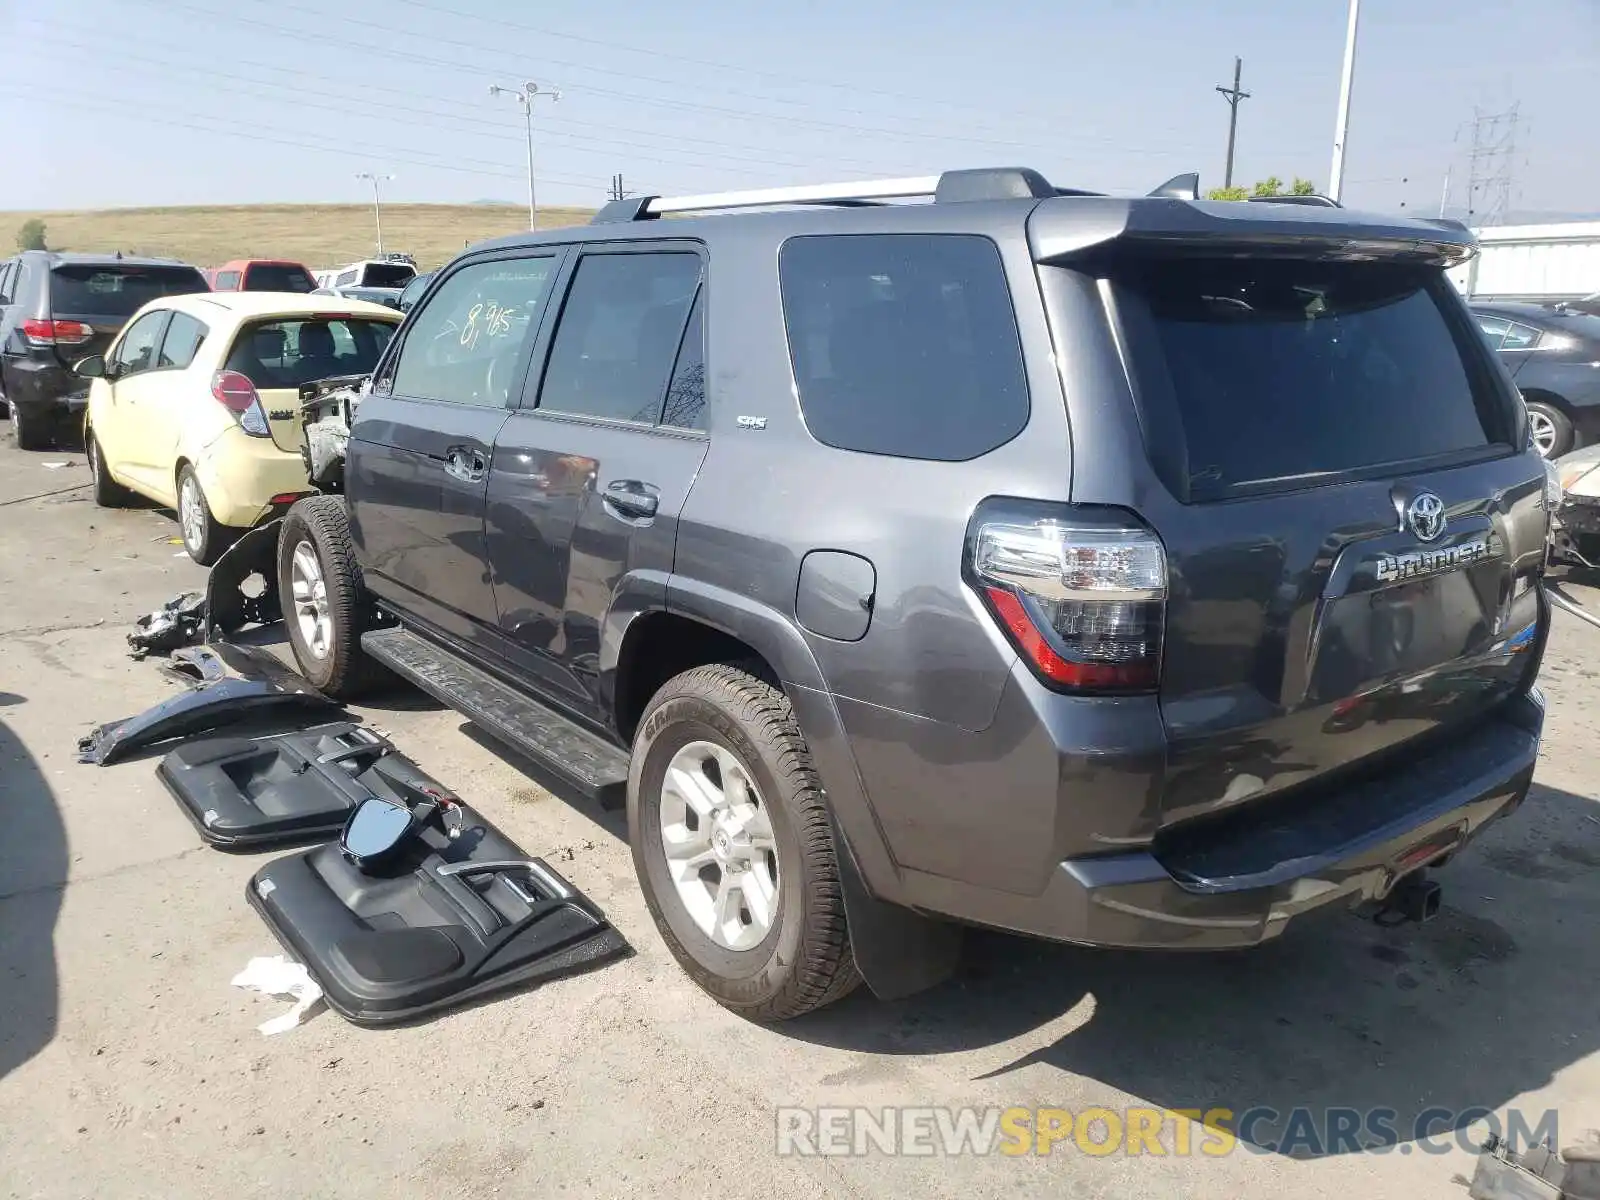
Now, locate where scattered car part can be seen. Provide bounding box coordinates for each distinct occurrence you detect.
[247,788,628,1026]
[1550,582,1600,633]
[204,517,285,641]
[77,644,339,766]
[1550,445,1600,567]
[127,591,206,659]
[1468,1132,1565,1200]
[159,645,228,688]
[158,722,399,850]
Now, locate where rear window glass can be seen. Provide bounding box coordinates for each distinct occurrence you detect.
[362,264,415,288]
[779,234,1029,461]
[50,265,207,318]
[1110,259,1507,499]
[244,264,314,292]
[225,317,397,389]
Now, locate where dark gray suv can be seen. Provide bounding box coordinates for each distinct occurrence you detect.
[277,167,1553,1020]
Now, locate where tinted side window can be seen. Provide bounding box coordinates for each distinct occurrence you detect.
[390,256,558,407]
[216,271,242,290]
[537,251,702,423]
[661,290,707,430]
[779,234,1029,461]
[157,312,207,369]
[1502,322,1541,350]
[0,261,14,303]
[111,311,169,378]
[1475,315,1510,349]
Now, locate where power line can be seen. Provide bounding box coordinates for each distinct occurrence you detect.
[1214,57,1250,189]
[22,29,932,183]
[131,0,1202,160]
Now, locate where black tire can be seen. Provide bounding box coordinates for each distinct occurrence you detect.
[1526,400,1574,459]
[87,430,135,507]
[10,403,50,451]
[175,463,234,566]
[277,494,383,700]
[628,663,861,1021]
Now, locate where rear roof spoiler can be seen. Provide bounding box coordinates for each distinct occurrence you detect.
[1029,197,1479,267]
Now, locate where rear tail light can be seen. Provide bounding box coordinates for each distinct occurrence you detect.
[210,369,272,437]
[22,318,94,346]
[968,505,1167,693]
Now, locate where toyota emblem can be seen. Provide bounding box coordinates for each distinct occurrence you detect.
[1405,492,1447,543]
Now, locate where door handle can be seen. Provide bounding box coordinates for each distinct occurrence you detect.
[602,479,660,520]
[445,445,487,482]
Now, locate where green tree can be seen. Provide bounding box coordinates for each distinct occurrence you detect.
[15,218,46,251]
[1206,176,1319,202]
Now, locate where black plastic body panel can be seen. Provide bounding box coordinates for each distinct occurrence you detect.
[158,722,397,851]
[247,800,628,1026]
[77,645,339,766]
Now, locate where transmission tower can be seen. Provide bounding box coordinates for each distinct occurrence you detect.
[1465,104,1519,226]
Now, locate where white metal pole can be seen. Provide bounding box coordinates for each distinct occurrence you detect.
[371,176,384,255]
[1328,0,1361,203]
[524,94,537,230]
[1438,168,1451,218]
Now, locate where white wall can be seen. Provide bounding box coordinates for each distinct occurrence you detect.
[1449,222,1600,300]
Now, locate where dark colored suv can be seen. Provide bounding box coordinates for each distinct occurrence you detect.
[277,168,1554,1020]
[0,252,209,448]
[1471,301,1600,458]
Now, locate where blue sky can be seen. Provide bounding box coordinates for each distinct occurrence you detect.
[2,0,1596,216]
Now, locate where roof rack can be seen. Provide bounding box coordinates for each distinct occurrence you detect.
[590,167,1116,224]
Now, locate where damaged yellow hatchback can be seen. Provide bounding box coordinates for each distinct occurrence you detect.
[77,292,399,563]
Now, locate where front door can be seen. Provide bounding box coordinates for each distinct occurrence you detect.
[485,245,709,718]
[347,251,564,641]
[96,309,173,496]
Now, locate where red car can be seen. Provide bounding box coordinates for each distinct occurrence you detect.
[205,259,316,293]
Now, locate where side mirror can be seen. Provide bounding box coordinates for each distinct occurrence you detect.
[74,354,107,379]
[340,797,417,872]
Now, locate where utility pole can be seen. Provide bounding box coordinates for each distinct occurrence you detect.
[608,173,628,202]
[1328,0,1361,203]
[489,81,560,230]
[1215,58,1250,189]
[355,172,394,255]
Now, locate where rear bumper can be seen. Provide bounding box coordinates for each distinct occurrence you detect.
[3,354,87,415]
[194,427,312,528]
[898,690,1543,949]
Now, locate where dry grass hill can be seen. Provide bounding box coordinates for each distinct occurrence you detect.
[4,203,596,272]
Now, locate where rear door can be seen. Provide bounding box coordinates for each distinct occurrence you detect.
[485,244,708,716]
[348,251,563,641]
[1040,243,1546,827]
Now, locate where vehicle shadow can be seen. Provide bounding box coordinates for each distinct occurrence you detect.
[787,781,1600,1158]
[0,709,68,1081]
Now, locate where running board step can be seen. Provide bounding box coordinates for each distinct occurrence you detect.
[361,627,628,808]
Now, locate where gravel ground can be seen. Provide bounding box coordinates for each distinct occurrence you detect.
[2,439,1597,1200]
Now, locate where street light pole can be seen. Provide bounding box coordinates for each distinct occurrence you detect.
[355,172,394,255]
[1328,0,1361,204]
[489,81,561,230]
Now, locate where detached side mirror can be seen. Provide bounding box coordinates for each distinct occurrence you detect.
[74,354,107,379]
[340,797,418,873]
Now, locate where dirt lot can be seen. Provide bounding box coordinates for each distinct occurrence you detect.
[2,436,1598,1200]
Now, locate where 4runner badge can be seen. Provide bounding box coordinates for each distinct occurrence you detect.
[1375,534,1494,584]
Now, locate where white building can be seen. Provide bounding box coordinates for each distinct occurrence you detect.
[1448,221,1600,303]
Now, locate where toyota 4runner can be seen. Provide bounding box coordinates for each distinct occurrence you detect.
[275,167,1555,1020]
